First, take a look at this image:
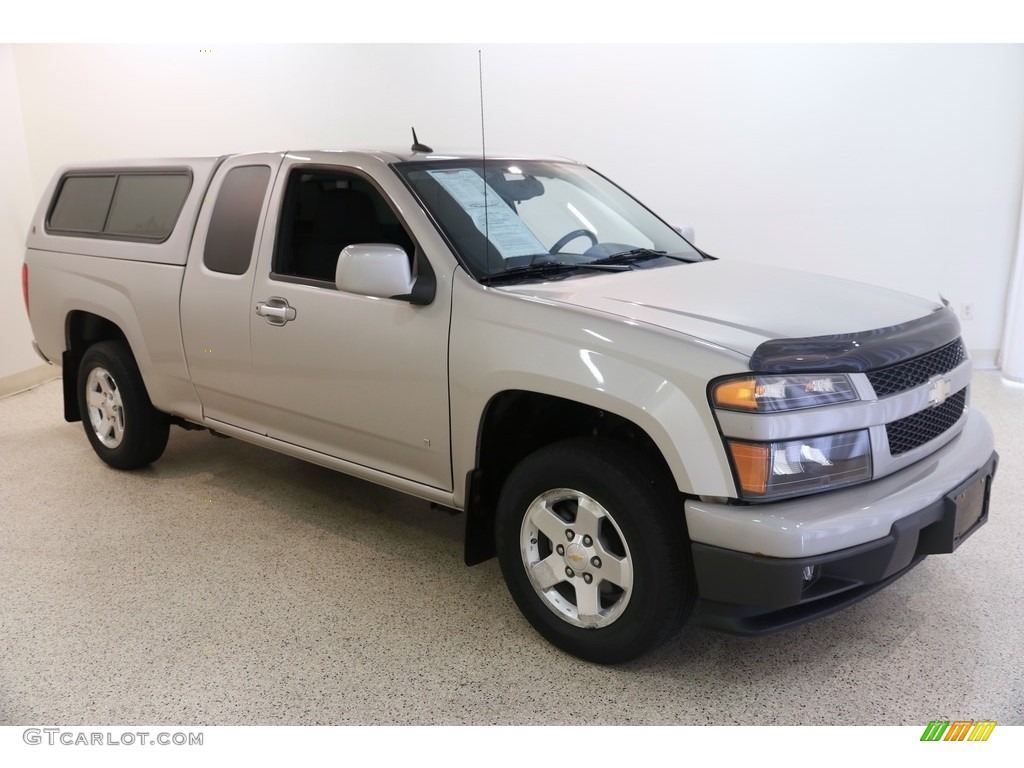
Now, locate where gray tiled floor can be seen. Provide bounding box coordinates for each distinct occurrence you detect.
[1,373,1021,725]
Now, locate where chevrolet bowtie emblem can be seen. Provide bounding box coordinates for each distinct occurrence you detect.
[928,377,952,407]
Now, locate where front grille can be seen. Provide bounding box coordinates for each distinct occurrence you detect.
[867,339,966,397]
[886,388,967,456]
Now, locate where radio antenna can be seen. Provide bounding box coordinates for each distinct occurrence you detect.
[478,49,492,275]
[410,127,432,154]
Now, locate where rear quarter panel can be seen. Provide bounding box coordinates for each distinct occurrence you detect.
[25,250,199,419]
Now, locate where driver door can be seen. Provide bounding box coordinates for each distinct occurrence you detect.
[247,159,453,491]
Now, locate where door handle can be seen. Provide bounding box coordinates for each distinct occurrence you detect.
[256,297,297,326]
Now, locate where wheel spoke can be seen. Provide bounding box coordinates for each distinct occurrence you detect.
[86,389,105,408]
[574,580,603,627]
[529,554,565,590]
[573,495,604,538]
[529,500,571,543]
[596,553,632,590]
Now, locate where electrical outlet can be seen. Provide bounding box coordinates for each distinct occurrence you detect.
[960,303,974,321]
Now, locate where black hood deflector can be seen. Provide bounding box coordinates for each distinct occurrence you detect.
[749,307,961,373]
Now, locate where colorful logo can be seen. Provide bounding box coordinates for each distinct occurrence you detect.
[920,720,997,741]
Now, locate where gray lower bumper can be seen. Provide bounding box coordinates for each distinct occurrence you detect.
[693,450,998,635]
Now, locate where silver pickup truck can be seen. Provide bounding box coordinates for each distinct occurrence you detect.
[22,147,998,663]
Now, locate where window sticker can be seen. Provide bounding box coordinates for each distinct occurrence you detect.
[427,169,547,259]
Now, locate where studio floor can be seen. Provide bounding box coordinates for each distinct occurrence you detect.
[1,373,1021,726]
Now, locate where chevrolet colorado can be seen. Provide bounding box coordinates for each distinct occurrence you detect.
[22,147,997,663]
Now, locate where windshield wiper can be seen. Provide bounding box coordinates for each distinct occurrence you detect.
[591,247,706,265]
[589,248,672,265]
[482,261,629,285]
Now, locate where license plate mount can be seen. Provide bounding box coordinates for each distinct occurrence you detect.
[952,474,988,545]
[941,467,994,553]
[917,454,997,556]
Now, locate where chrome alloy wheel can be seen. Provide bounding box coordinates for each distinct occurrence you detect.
[85,366,125,449]
[520,488,634,628]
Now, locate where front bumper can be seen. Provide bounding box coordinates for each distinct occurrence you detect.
[687,422,997,635]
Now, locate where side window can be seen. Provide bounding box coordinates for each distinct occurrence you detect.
[47,172,191,241]
[273,169,415,282]
[105,174,192,238]
[203,165,271,275]
[48,176,117,232]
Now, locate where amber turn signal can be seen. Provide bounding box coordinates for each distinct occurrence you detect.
[726,441,770,495]
[713,378,760,410]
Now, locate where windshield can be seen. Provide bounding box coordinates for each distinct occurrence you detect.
[394,159,703,283]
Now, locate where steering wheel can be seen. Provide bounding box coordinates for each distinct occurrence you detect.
[549,228,598,254]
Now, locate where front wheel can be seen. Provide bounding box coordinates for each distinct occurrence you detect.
[495,438,696,664]
[77,340,169,469]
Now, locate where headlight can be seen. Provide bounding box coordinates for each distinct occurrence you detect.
[713,373,858,412]
[726,430,872,501]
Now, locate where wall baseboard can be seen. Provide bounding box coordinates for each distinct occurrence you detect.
[0,363,59,398]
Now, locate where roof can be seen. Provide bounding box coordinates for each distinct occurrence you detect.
[282,148,579,164]
[48,148,582,176]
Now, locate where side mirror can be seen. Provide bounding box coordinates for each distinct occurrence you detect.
[336,244,429,303]
[674,225,696,244]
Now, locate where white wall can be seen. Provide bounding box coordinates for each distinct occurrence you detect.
[0,44,41,379]
[7,43,1024,373]
[1000,178,1024,381]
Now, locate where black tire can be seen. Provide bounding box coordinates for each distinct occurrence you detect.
[77,340,170,470]
[495,437,696,664]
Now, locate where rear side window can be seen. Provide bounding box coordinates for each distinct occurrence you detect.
[48,176,117,232]
[105,175,192,237]
[47,171,192,242]
[203,165,272,276]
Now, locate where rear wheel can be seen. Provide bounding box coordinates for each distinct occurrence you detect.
[77,341,169,469]
[495,437,696,664]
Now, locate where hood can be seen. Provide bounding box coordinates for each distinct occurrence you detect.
[500,259,943,358]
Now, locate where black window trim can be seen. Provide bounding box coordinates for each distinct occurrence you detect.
[268,163,424,288]
[45,167,194,244]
